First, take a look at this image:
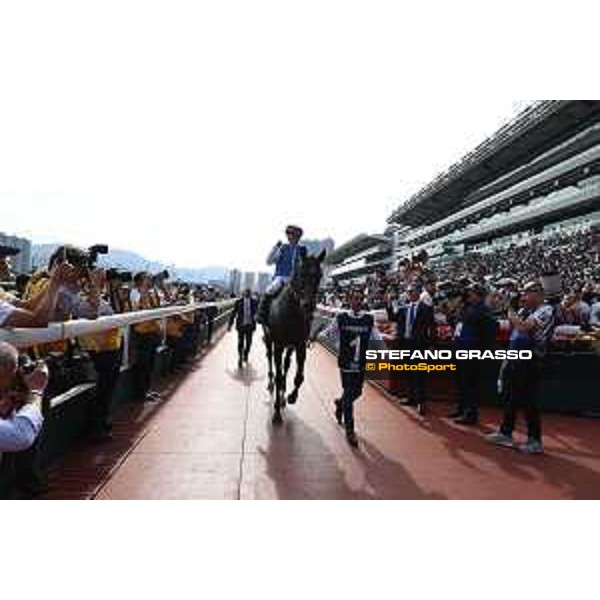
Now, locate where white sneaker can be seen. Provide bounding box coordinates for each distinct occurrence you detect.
[520,439,544,454]
[486,432,516,449]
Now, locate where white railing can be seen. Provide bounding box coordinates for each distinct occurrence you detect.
[0,300,236,349]
[0,299,237,410]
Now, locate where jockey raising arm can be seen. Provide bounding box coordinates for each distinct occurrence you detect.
[257,225,308,324]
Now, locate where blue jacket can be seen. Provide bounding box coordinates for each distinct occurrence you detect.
[456,300,497,350]
[267,243,307,278]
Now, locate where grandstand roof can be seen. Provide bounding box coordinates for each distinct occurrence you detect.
[388,100,600,227]
[325,233,390,265]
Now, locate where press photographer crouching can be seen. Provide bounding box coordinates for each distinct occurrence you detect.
[0,342,49,498]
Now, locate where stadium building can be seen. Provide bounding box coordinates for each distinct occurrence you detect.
[388,100,600,264]
[324,232,392,287]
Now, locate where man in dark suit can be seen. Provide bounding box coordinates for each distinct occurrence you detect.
[228,289,259,369]
[395,284,435,415]
[450,283,497,425]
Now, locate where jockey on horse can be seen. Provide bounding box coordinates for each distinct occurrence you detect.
[257,225,325,424]
[256,225,308,326]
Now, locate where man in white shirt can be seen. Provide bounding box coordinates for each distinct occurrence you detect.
[420,279,437,308]
[0,341,49,455]
[589,295,600,327]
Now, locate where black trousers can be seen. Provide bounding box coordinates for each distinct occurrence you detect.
[500,359,542,442]
[403,342,427,404]
[237,326,255,359]
[90,348,122,432]
[206,315,215,344]
[455,360,483,418]
[340,370,365,430]
[133,332,161,400]
[167,335,186,371]
[0,442,46,498]
[406,369,426,404]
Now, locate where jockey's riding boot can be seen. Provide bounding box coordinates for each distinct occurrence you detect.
[334,400,344,426]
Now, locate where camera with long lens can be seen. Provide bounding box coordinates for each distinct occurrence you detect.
[6,355,42,411]
[152,270,170,287]
[87,244,109,269]
[52,244,108,283]
[509,293,522,311]
[106,268,132,284]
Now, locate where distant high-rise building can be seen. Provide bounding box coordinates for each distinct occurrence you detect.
[303,238,335,257]
[228,269,242,295]
[256,272,271,294]
[0,232,32,275]
[242,271,256,293]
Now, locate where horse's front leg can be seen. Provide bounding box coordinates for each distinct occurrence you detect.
[287,342,306,405]
[264,329,275,394]
[272,345,285,425]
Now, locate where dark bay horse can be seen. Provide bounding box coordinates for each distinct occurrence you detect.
[263,250,326,425]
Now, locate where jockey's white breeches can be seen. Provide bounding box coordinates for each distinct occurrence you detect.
[266,276,291,296]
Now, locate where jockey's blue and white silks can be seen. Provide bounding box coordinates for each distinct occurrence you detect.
[266,243,307,279]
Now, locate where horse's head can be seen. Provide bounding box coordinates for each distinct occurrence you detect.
[291,249,326,309]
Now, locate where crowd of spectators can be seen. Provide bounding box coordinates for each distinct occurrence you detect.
[321,227,600,333]
[317,226,600,454]
[0,242,231,497]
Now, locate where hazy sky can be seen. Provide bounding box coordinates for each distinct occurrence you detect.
[0,2,535,272]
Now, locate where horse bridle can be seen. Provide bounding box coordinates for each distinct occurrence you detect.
[289,273,317,311]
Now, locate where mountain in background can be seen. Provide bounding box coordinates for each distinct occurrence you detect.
[31,244,229,284]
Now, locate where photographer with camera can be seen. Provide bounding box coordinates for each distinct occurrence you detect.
[130,271,163,402]
[72,268,123,442]
[12,244,99,496]
[0,245,75,329]
[0,343,50,499]
[487,281,555,454]
[106,269,133,314]
[21,245,91,349]
[0,342,49,454]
